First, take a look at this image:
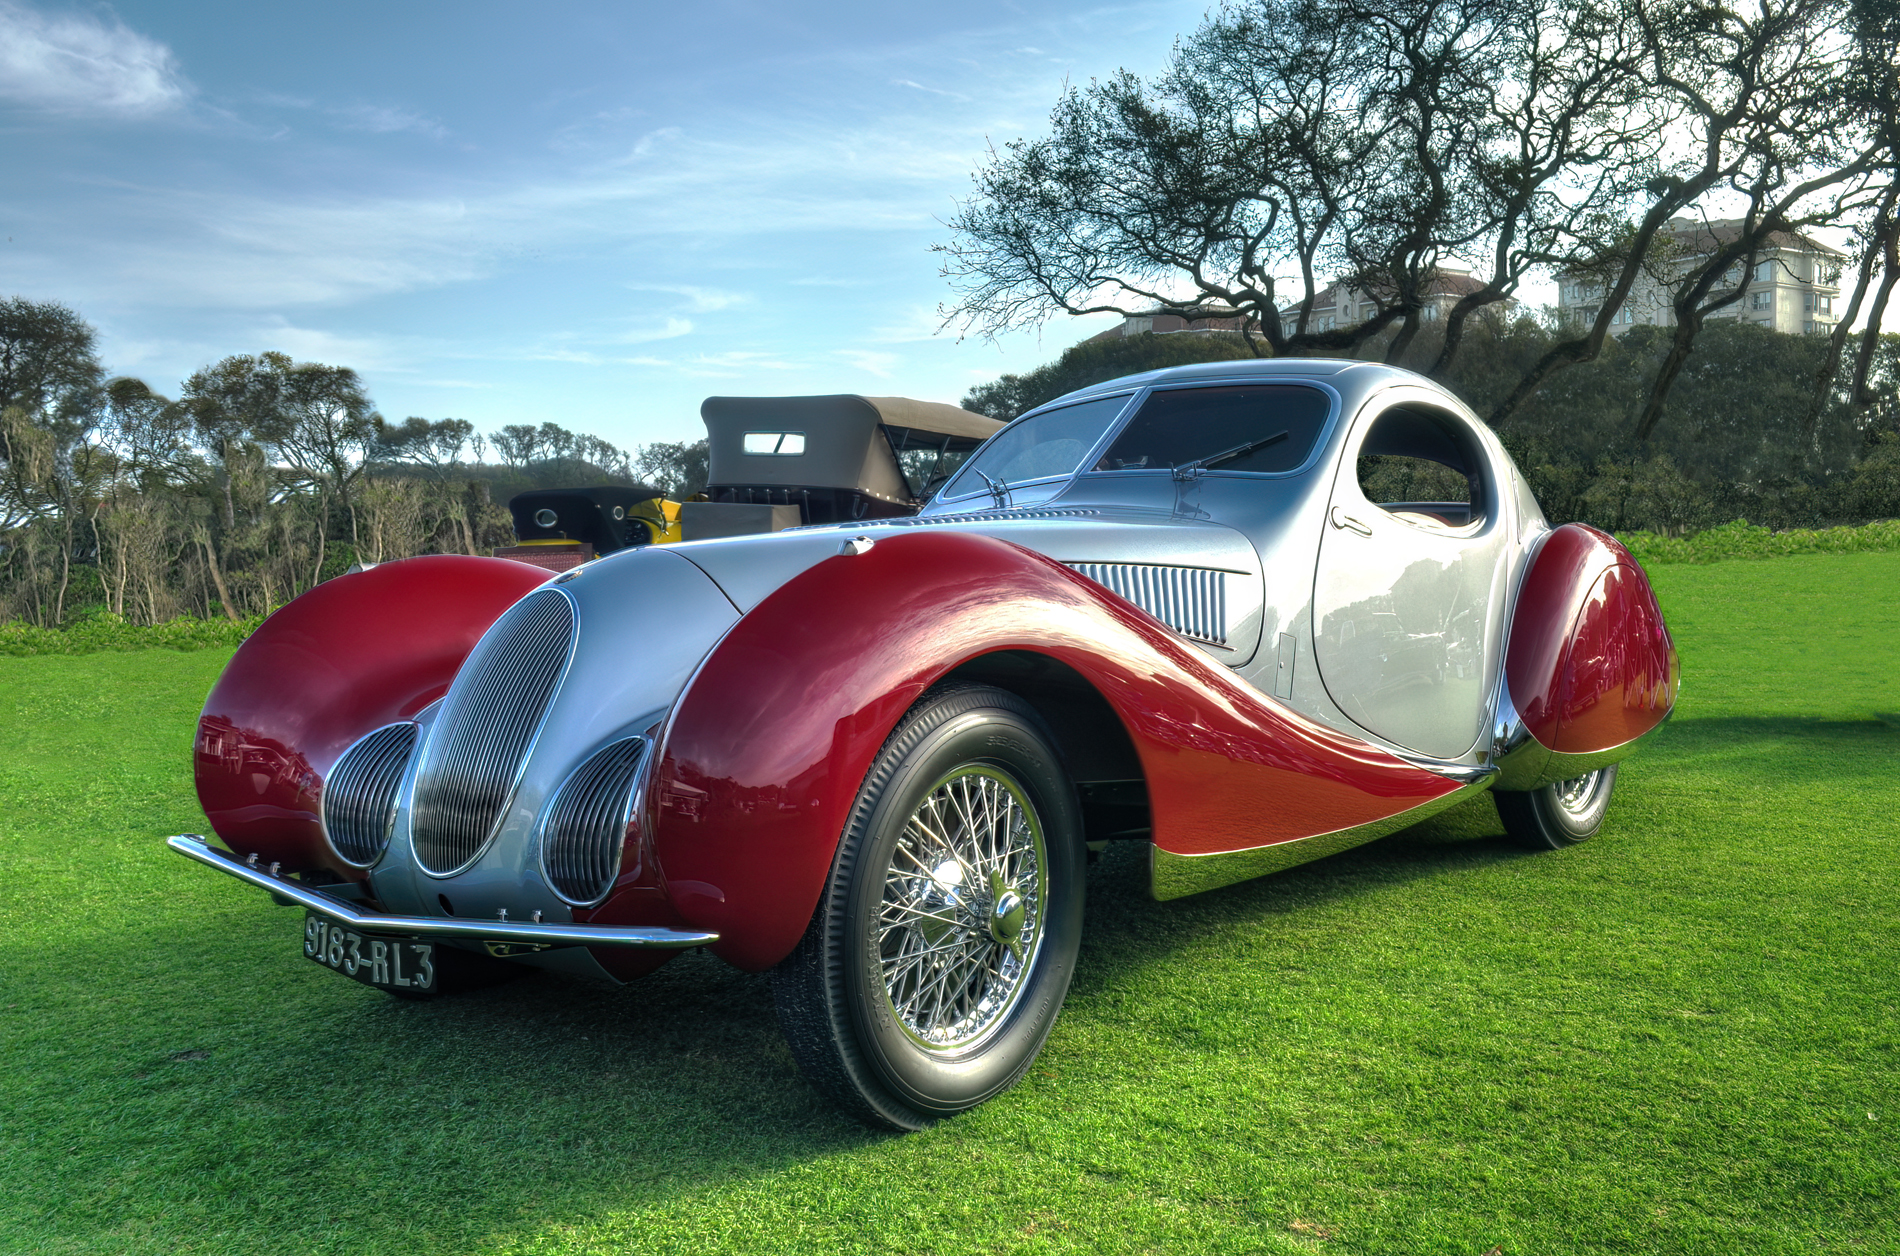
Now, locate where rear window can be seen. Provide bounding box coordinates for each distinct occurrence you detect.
[1093,384,1332,475]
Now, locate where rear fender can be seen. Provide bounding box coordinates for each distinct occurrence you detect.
[1498,524,1679,788]
[194,555,549,877]
[644,530,1460,971]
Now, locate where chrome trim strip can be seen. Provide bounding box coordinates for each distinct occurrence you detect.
[1148,777,1494,901]
[167,835,717,948]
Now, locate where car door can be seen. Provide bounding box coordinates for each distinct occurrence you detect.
[1310,395,1510,760]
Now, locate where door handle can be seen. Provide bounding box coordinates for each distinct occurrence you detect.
[1330,506,1373,536]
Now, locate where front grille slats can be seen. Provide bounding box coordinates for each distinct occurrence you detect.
[321,722,419,866]
[411,589,575,876]
[1068,562,1230,646]
[542,738,647,904]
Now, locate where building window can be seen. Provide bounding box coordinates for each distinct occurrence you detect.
[1751,290,1773,309]
[1756,259,1777,282]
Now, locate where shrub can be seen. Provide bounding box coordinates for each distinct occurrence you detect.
[1619,517,1900,565]
[0,610,263,657]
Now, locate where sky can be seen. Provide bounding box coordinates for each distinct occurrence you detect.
[0,0,1211,449]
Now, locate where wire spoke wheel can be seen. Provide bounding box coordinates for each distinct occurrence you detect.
[877,767,1046,1053]
[769,684,1085,1131]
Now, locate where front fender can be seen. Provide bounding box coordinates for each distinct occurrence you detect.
[194,555,549,877]
[643,530,1459,971]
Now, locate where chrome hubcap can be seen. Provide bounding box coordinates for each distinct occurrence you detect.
[1555,770,1605,817]
[876,766,1045,1053]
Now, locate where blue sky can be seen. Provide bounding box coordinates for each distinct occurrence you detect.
[0,0,1208,448]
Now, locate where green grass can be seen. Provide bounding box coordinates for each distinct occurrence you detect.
[2,553,1896,1255]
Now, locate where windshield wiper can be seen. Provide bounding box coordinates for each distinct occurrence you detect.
[976,469,1014,509]
[1171,430,1290,481]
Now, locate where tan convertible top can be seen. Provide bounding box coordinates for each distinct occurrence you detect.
[700,394,1002,503]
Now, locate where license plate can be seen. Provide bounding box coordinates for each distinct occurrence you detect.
[303,913,436,993]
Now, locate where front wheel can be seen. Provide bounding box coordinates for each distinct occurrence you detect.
[770,685,1085,1131]
[1495,764,1619,850]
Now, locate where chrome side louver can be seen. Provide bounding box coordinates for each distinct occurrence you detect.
[411,588,575,877]
[541,738,647,905]
[1067,562,1230,646]
[321,721,419,867]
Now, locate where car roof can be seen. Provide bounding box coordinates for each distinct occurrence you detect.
[1034,356,1407,412]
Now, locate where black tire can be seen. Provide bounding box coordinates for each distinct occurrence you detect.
[1495,764,1619,850]
[770,684,1086,1131]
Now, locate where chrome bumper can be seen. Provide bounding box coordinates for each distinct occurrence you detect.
[166,834,718,949]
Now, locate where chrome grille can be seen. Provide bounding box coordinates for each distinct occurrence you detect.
[321,722,418,866]
[411,589,575,876]
[541,738,646,904]
[1067,563,1229,646]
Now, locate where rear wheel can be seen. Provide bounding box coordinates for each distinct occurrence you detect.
[1496,765,1619,850]
[770,685,1085,1130]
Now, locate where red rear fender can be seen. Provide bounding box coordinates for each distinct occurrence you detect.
[194,556,549,876]
[1503,524,1678,782]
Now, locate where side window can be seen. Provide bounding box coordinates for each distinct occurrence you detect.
[1354,407,1488,529]
[1093,385,1332,474]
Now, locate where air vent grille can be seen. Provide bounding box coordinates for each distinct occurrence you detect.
[321,722,418,867]
[1067,563,1229,646]
[873,508,1101,527]
[542,738,647,904]
[411,588,574,876]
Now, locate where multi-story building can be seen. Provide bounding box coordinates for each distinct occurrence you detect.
[1557,218,1846,337]
[1087,268,1501,343]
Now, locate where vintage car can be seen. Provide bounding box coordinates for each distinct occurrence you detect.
[169,359,1678,1130]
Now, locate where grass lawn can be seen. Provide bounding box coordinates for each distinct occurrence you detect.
[1,552,1895,1255]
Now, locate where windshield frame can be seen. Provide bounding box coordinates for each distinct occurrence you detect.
[935,375,1346,506]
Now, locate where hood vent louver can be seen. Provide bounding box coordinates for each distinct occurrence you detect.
[411,588,575,877]
[1067,562,1230,647]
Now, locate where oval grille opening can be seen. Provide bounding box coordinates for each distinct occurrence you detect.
[321,722,418,866]
[412,588,575,876]
[542,738,647,904]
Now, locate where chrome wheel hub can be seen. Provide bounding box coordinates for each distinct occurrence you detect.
[1556,770,1606,816]
[876,766,1046,1053]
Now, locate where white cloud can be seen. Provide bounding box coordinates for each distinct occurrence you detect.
[893,79,969,102]
[626,284,750,313]
[0,1,189,115]
[329,103,446,140]
[834,348,899,378]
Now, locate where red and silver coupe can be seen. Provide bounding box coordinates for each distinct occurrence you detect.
[170,360,1678,1129]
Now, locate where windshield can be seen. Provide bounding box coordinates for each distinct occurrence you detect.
[882,425,988,499]
[1094,384,1332,474]
[941,395,1131,500]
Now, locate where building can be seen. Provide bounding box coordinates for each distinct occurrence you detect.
[1556,218,1846,337]
[1087,268,1503,343]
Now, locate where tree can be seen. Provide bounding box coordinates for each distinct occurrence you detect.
[939,0,1882,437]
[962,330,1256,420]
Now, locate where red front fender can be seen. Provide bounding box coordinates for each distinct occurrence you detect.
[194,555,549,877]
[644,530,1459,971]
